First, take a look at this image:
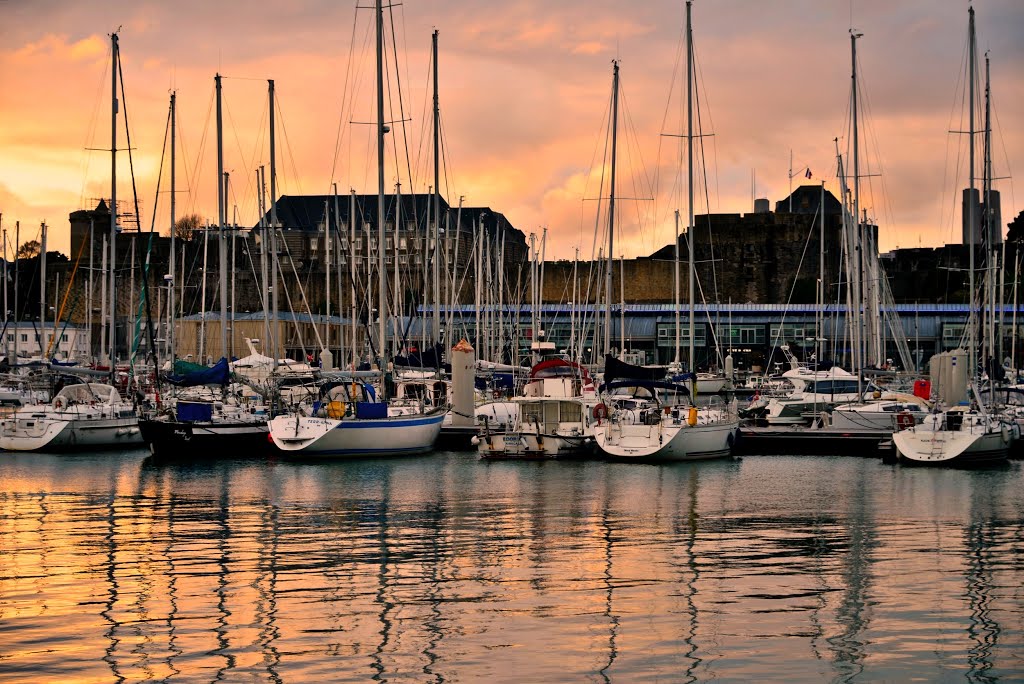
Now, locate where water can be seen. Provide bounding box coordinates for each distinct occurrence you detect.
[1,450,1022,683]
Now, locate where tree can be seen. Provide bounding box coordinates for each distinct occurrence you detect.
[16,240,40,259]
[1006,210,1024,245]
[174,213,204,241]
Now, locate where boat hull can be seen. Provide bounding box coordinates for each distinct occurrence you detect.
[0,415,142,452]
[268,410,445,457]
[893,417,1012,466]
[477,431,590,459]
[594,419,737,462]
[140,418,272,457]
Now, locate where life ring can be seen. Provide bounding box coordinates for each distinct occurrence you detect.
[593,403,608,422]
[896,411,914,431]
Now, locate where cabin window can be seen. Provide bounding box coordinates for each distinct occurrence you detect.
[560,401,582,423]
[521,403,542,423]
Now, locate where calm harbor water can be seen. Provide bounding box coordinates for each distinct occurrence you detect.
[1,450,1022,683]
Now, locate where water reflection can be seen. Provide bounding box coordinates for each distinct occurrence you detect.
[0,453,1022,682]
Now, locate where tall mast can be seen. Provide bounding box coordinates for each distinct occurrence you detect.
[39,221,46,358]
[350,189,357,366]
[850,29,864,390]
[984,52,996,365]
[269,79,279,367]
[169,91,176,362]
[686,1,695,371]
[674,209,680,364]
[375,0,387,368]
[109,32,119,371]
[216,73,228,362]
[968,6,977,379]
[604,60,619,357]
[432,29,442,350]
[259,166,268,352]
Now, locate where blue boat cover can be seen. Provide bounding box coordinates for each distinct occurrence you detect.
[165,357,231,387]
[177,401,214,422]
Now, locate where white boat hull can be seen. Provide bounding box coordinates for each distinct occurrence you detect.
[594,418,737,461]
[893,413,1012,465]
[0,415,142,451]
[477,431,589,459]
[268,410,445,457]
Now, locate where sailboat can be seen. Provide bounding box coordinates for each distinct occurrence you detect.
[893,6,1014,466]
[267,0,445,457]
[0,32,143,452]
[593,1,739,461]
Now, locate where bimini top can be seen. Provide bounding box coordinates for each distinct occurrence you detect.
[530,358,593,384]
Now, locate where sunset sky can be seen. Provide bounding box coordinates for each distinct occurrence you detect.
[1,0,1021,261]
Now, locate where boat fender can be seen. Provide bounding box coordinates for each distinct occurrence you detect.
[727,431,735,448]
[1002,425,1010,444]
[593,403,608,423]
[687,406,698,426]
[896,411,914,431]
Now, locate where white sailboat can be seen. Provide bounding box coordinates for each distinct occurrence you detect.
[593,1,738,462]
[894,7,1012,466]
[0,33,143,452]
[0,382,141,451]
[267,0,444,458]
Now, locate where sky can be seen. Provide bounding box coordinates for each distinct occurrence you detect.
[1,0,1022,262]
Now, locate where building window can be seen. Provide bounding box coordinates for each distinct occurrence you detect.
[21,334,27,342]
[62,334,68,342]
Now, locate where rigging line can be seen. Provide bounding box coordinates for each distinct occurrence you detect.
[765,204,822,363]
[276,226,324,356]
[79,42,113,210]
[274,95,304,197]
[185,88,216,219]
[385,3,417,199]
[329,5,363,186]
[222,92,261,222]
[129,100,171,370]
[989,90,1016,211]
[117,51,160,374]
[693,37,720,211]
[46,231,91,359]
[693,56,720,311]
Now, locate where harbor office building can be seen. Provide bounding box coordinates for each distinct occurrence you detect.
[417,302,1007,374]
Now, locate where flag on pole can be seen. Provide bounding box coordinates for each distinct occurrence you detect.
[805,168,812,179]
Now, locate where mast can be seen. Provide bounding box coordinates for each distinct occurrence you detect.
[674,209,680,364]
[39,221,46,358]
[375,0,387,368]
[686,0,695,371]
[968,6,977,380]
[819,180,826,365]
[109,32,119,371]
[984,52,996,367]
[350,189,357,366]
[604,60,620,357]
[169,91,176,361]
[325,197,331,353]
[269,79,279,367]
[432,29,442,350]
[216,73,228,362]
[850,28,864,392]
[259,166,268,353]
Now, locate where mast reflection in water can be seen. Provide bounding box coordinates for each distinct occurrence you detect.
[1,451,1023,682]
